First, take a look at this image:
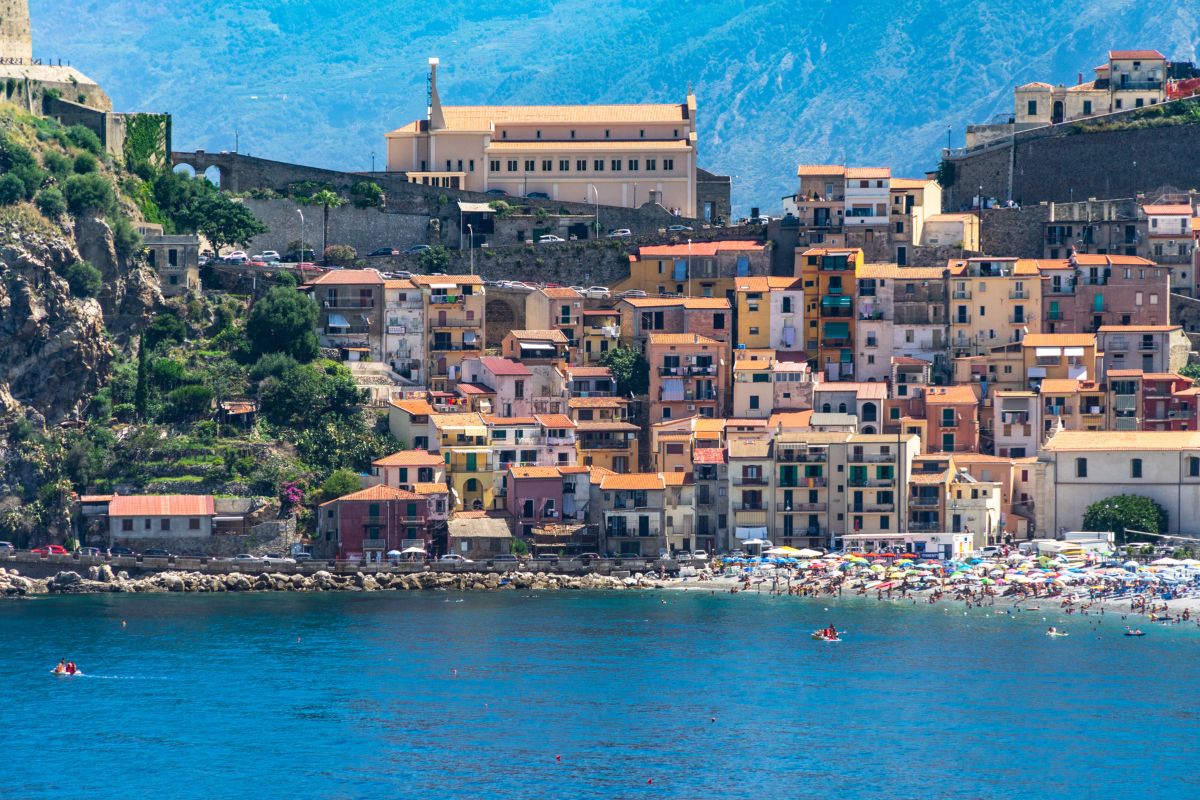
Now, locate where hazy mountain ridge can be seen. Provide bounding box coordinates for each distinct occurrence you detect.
[33,0,1200,211]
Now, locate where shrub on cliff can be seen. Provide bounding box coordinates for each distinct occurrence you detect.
[73,152,99,174]
[165,384,216,422]
[143,312,187,352]
[42,151,71,180]
[66,124,103,156]
[63,260,102,298]
[324,244,357,264]
[36,187,67,218]
[418,245,450,274]
[350,181,384,209]
[64,173,116,215]
[319,468,361,501]
[0,173,24,205]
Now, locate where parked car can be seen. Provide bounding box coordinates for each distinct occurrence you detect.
[0,541,14,555]
[109,545,135,557]
[283,249,316,263]
[367,247,400,257]
[617,289,647,298]
[232,553,261,562]
[526,191,550,200]
[979,546,1002,559]
[485,188,509,197]
[538,234,566,244]
[76,547,103,557]
[245,258,268,268]
[607,228,632,238]
[439,554,474,563]
[32,545,69,556]
[585,286,611,299]
[579,552,601,560]
[293,552,314,562]
[260,250,281,262]
[491,554,519,562]
[666,224,694,232]
[693,550,709,561]
[142,548,174,559]
[404,244,431,254]
[262,553,296,565]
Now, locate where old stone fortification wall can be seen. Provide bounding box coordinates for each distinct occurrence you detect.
[0,0,32,63]
[980,204,1049,258]
[242,198,431,255]
[943,104,1200,211]
[907,243,977,267]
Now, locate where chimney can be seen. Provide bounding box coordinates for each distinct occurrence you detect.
[1078,72,1083,85]
[427,57,446,131]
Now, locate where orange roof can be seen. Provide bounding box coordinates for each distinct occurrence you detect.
[845,167,890,179]
[1072,254,1155,266]
[509,466,562,479]
[1106,369,1145,377]
[335,485,421,502]
[1098,325,1180,332]
[306,269,384,286]
[797,164,845,177]
[693,448,726,464]
[1020,333,1096,347]
[768,410,814,429]
[1109,49,1166,60]
[682,297,732,309]
[80,494,114,503]
[535,413,577,429]
[1017,81,1054,89]
[558,465,591,474]
[566,366,613,377]
[734,276,803,292]
[637,240,765,258]
[412,482,449,495]
[539,287,583,299]
[619,296,685,308]
[855,263,946,279]
[411,274,483,286]
[663,471,692,486]
[108,495,215,517]
[923,385,980,404]
[569,396,627,408]
[600,473,665,491]
[648,333,723,346]
[384,279,416,290]
[694,418,727,432]
[909,471,949,485]
[890,178,930,190]
[508,329,570,343]
[373,450,445,467]
[482,414,539,426]
[1039,379,1082,394]
[1143,204,1193,215]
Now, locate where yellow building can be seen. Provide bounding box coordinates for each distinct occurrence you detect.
[798,247,864,380]
[579,309,621,364]
[385,59,701,216]
[948,257,1042,358]
[615,241,771,300]
[413,274,486,391]
[431,412,495,511]
[569,396,638,473]
[733,276,805,350]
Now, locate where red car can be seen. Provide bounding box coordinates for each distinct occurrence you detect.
[32,545,68,556]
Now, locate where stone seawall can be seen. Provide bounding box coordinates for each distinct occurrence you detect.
[0,566,662,596]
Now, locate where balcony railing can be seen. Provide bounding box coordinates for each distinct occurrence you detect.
[429,319,480,329]
[429,295,465,304]
[734,503,767,511]
[325,325,371,335]
[733,476,768,486]
[430,342,480,352]
[910,497,941,508]
[324,299,375,309]
[952,290,972,299]
[1009,289,1029,299]
[848,453,893,463]
[1114,80,1164,90]
[778,451,827,463]
[782,502,827,512]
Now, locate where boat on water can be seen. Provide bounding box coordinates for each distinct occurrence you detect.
[811,630,842,642]
[1125,629,1146,637]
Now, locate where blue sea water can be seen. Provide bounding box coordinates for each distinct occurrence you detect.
[1,590,1197,799]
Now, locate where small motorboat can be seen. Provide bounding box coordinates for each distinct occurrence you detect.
[811,631,842,642]
[1124,630,1146,637]
[51,669,83,676]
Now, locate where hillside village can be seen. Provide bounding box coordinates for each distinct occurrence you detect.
[5,0,1200,564]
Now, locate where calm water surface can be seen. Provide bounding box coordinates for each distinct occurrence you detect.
[1,590,1197,799]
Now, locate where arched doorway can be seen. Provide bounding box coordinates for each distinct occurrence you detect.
[861,402,878,423]
[462,478,484,511]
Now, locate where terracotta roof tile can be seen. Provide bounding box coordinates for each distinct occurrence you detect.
[1021,333,1096,347]
[1098,325,1180,332]
[693,447,727,464]
[539,287,583,298]
[923,385,980,404]
[648,333,723,346]
[108,495,215,516]
[534,414,577,429]
[335,485,421,502]
[306,269,384,286]
[478,357,532,376]
[509,466,563,479]
[373,450,446,467]
[509,329,570,343]
[797,165,845,177]
[1039,379,1082,394]
[682,298,732,309]
[412,482,449,495]
[569,397,627,408]
[600,473,665,490]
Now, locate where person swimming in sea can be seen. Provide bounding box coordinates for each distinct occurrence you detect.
[53,659,66,674]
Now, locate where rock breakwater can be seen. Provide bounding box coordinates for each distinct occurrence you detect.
[0,566,661,596]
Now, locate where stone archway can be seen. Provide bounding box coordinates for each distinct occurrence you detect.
[485,292,526,347]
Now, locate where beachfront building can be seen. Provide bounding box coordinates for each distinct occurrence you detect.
[446,511,513,560]
[371,450,446,491]
[799,247,864,380]
[317,485,429,562]
[107,495,216,548]
[385,60,704,217]
[728,437,775,550]
[506,466,565,539]
[647,333,728,422]
[431,412,494,511]
[992,391,1040,457]
[595,473,668,557]
[693,447,728,553]
[662,472,697,555]
[1035,430,1200,537]
[615,241,771,299]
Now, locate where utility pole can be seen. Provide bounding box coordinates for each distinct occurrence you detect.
[467,224,475,275]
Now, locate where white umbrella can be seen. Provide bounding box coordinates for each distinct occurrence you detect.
[1151,557,1183,566]
[401,546,427,554]
[794,548,823,558]
[387,550,403,557]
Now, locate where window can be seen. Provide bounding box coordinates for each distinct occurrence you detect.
[559,159,570,171]
[576,159,587,171]
[629,159,639,171]
[469,160,475,172]
[593,160,604,171]
[663,159,674,171]
[895,221,903,234]
[122,518,133,532]
[1027,100,1038,116]
[515,380,525,399]
[542,159,552,171]
[188,517,200,530]
[611,159,622,171]
[782,297,793,313]
[941,408,955,426]
[168,249,178,266]
[1190,457,1200,477]
[1131,458,1142,478]
[713,313,725,330]
[1076,458,1088,478]
[524,159,535,172]
[507,160,518,172]
[646,159,657,171]
[160,518,170,531]
[490,160,500,172]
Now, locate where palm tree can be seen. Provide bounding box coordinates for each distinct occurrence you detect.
[299,189,346,261]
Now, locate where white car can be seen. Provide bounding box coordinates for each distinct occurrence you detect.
[262,553,296,565]
[585,286,611,299]
[693,550,709,561]
[538,234,566,244]
[439,554,474,563]
[260,250,281,262]
[607,229,632,238]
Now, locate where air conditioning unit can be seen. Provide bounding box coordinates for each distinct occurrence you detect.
[687,404,696,411]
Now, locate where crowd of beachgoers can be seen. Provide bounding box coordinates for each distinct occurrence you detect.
[671,547,1200,629]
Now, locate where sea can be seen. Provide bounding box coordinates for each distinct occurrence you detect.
[1,590,1197,799]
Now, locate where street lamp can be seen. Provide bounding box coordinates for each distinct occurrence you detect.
[587,184,599,238]
[687,238,693,297]
[296,209,305,263]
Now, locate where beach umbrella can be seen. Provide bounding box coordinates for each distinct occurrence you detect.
[981,577,995,585]
[387,550,403,557]
[794,548,823,558]
[1152,557,1183,566]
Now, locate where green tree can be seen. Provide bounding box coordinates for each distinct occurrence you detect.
[42,151,71,180]
[323,244,357,264]
[299,189,346,257]
[319,468,361,501]
[1082,495,1168,543]
[35,187,67,218]
[259,361,364,429]
[62,260,102,298]
[350,181,384,209]
[165,384,215,421]
[133,334,150,421]
[143,312,187,352]
[1180,363,1200,382]
[0,173,24,205]
[245,287,320,362]
[418,245,451,273]
[66,124,103,155]
[294,417,395,477]
[600,346,650,397]
[111,215,142,258]
[191,193,268,253]
[63,173,115,215]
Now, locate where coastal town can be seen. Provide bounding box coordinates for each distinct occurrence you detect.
[3,2,1200,581]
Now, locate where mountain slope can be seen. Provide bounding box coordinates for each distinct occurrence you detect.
[33,0,1200,211]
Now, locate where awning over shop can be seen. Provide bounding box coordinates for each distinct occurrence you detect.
[735,526,768,540]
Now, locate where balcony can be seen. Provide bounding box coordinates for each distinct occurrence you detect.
[953,316,971,324]
[1114,80,1164,91]
[910,497,941,509]
[325,325,371,336]
[908,521,941,533]
[362,538,387,550]
[952,290,972,300]
[429,319,480,329]
[781,502,827,512]
[1009,289,1029,299]
[848,453,893,463]
[429,294,465,304]
[1139,341,1158,352]
[1009,314,1033,325]
[324,299,375,310]
[1170,410,1194,420]
[1044,406,1073,416]
[732,476,768,486]
[430,342,480,352]
[849,477,893,488]
[778,451,828,463]
[734,502,767,511]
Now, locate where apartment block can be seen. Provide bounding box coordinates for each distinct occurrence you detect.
[799,247,864,380]
[414,275,486,391]
[647,332,728,422]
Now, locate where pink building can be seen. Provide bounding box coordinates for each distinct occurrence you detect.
[317,485,429,561]
[461,356,535,417]
[506,466,565,538]
[1040,255,1169,334]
